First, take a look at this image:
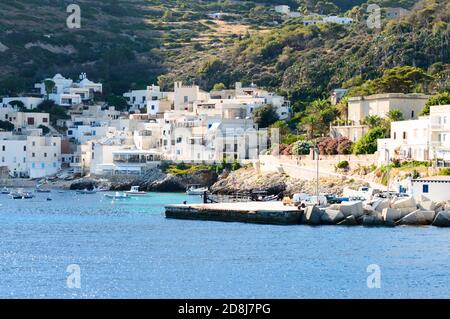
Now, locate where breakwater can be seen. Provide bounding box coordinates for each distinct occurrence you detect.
[165,196,450,227]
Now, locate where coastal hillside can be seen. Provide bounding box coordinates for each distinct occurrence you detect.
[0,0,293,97]
[165,0,449,102]
[2,0,444,103]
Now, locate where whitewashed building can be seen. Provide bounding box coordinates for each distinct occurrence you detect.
[35,73,102,107]
[2,97,43,110]
[411,176,450,202]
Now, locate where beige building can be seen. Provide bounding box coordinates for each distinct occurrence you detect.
[332,93,430,141]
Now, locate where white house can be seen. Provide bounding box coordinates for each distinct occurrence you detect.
[377,105,450,166]
[2,97,44,110]
[35,73,102,106]
[0,131,61,178]
[323,16,353,24]
[27,135,62,179]
[377,117,430,165]
[0,132,27,177]
[274,5,290,15]
[411,176,450,202]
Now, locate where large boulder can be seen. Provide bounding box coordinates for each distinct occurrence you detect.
[321,209,345,225]
[418,200,436,211]
[397,210,436,226]
[396,206,417,215]
[373,199,390,212]
[382,208,405,223]
[70,179,99,190]
[339,201,364,218]
[302,205,323,225]
[432,211,450,227]
[391,197,416,209]
[361,212,384,226]
[337,215,358,226]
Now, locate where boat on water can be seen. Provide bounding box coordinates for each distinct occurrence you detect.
[35,185,51,193]
[76,189,97,195]
[125,186,147,196]
[1,187,10,194]
[9,189,34,199]
[186,184,208,195]
[104,192,130,200]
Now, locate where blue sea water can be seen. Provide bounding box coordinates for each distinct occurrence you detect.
[0,190,449,298]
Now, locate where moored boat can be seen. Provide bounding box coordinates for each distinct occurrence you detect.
[186,184,208,195]
[1,187,10,194]
[9,189,34,199]
[125,186,147,196]
[76,189,97,195]
[104,192,130,200]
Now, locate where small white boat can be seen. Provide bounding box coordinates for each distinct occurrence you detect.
[104,192,129,200]
[9,189,34,199]
[1,187,9,194]
[125,186,147,196]
[186,185,208,195]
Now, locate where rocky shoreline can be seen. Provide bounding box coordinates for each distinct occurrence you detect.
[69,168,218,192]
[210,167,369,196]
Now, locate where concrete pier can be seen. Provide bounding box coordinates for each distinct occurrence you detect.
[165,202,302,225]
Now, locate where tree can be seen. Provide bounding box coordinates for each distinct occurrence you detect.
[386,109,404,122]
[299,99,337,139]
[254,104,279,128]
[107,95,128,112]
[362,115,383,129]
[269,120,290,142]
[38,125,50,135]
[44,80,56,100]
[8,100,26,111]
[420,92,450,115]
[372,66,433,94]
[0,120,14,132]
[352,127,387,155]
[212,83,226,91]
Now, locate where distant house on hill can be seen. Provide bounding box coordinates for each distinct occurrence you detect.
[385,7,410,19]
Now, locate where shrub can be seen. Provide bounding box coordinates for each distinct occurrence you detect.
[292,140,311,155]
[439,168,450,176]
[336,160,349,170]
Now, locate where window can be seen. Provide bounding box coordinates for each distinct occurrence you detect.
[1,157,4,163]
[23,146,26,151]
[53,162,56,168]
[32,141,35,146]
[1,145,4,151]
[27,117,35,125]
[394,132,397,140]
[403,132,407,139]
[32,163,35,168]
[422,184,429,193]
[43,118,48,123]
[41,163,45,169]
[53,142,56,146]
[54,153,57,157]
[32,153,35,158]
[411,111,415,118]
[184,96,188,103]
[44,153,47,158]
